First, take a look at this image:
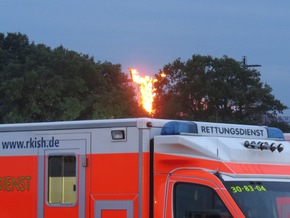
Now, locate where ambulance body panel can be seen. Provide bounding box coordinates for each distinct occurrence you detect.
[285,133,290,142]
[0,118,290,218]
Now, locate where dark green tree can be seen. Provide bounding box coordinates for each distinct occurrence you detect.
[0,33,140,123]
[154,55,288,125]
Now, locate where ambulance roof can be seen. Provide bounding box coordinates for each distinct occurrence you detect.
[155,121,289,165]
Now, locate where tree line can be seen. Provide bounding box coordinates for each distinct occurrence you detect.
[0,32,147,123]
[0,33,289,131]
[154,56,288,127]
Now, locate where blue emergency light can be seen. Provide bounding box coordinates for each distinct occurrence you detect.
[266,127,284,139]
[161,121,198,135]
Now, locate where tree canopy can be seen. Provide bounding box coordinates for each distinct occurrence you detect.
[0,33,288,131]
[153,55,288,127]
[0,32,145,123]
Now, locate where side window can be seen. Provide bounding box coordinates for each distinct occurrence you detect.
[48,155,77,205]
[174,183,233,218]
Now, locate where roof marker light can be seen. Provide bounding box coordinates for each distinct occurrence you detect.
[146,122,153,128]
[258,142,266,150]
[244,141,250,148]
[270,143,276,152]
[161,121,198,135]
[250,141,257,149]
[277,144,284,153]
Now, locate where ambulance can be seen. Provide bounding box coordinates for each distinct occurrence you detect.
[1,117,290,218]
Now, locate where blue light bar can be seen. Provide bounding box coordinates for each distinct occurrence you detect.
[266,127,284,139]
[161,121,285,140]
[161,121,198,135]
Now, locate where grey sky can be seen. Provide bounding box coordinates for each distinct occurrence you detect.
[1,1,290,116]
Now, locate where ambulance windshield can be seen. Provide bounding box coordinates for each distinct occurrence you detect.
[224,181,290,218]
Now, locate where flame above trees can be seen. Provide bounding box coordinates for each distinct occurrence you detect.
[129,68,165,115]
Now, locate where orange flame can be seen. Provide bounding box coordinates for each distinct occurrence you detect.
[129,68,164,114]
